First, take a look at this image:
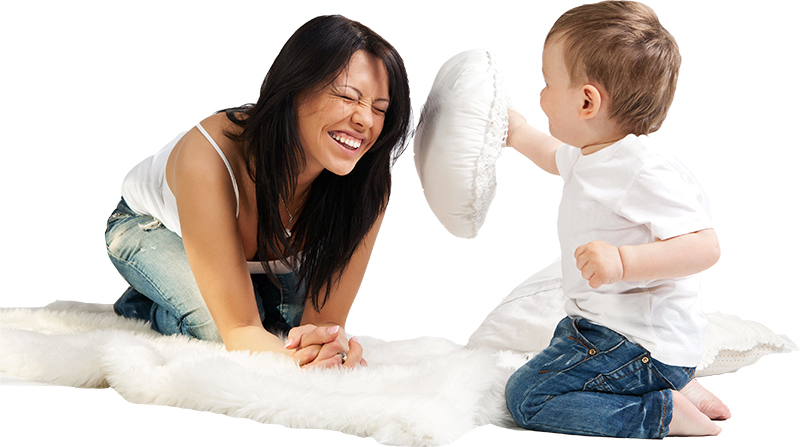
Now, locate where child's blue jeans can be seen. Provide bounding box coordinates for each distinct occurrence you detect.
[505,317,695,439]
[105,198,305,342]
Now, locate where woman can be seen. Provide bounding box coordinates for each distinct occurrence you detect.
[105,15,412,369]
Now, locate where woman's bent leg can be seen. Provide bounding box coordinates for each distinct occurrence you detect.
[105,200,221,342]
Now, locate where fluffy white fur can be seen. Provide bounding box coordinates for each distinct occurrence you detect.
[1,302,520,446]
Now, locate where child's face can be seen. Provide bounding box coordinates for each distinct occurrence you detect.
[540,38,583,146]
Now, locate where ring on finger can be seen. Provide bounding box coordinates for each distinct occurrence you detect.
[337,352,347,363]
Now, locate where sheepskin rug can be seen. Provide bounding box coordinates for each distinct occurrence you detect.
[0,301,521,446]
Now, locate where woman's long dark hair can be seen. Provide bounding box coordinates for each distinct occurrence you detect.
[222,15,412,311]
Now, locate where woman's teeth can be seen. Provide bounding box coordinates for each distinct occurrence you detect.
[331,132,362,150]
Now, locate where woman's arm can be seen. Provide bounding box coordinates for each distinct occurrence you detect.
[285,213,384,368]
[506,109,562,175]
[574,229,721,289]
[168,127,288,353]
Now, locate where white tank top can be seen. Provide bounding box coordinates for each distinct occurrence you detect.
[121,123,290,274]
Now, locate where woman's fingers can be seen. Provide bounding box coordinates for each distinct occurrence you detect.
[284,324,318,350]
[286,324,369,370]
[342,336,366,369]
[304,355,342,370]
[299,336,368,370]
[292,344,322,367]
[287,324,341,350]
[289,325,347,367]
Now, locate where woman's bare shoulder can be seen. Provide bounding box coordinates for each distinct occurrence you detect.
[198,112,244,149]
[167,114,242,194]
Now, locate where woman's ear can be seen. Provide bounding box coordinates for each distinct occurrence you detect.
[578,84,602,120]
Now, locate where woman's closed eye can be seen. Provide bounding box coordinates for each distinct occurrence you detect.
[337,93,359,103]
[335,93,387,116]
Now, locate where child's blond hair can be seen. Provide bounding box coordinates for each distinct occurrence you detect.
[547,1,680,135]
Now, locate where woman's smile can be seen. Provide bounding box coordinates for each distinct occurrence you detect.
[329,130,364,152]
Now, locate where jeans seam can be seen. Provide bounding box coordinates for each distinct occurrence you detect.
[659,389,669,438]
[650,360,692,391]
[536,351,593,375]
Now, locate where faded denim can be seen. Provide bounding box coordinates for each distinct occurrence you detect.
[105,198,305,341]
[505,317,695,439]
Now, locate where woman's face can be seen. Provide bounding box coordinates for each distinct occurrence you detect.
[295,50,390,178]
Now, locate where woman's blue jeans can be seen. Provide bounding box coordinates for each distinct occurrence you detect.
[105,198,305,342]
[505,317,695,439]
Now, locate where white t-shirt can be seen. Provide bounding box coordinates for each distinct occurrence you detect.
[555,134,712,366]
[121,131,187,237]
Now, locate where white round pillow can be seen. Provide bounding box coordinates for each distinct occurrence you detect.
[414,49,509,239]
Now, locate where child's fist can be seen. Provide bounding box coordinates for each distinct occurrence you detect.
[506,109,527,148]
[574,241,624,289]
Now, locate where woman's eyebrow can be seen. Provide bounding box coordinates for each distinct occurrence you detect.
[338,84,390,104]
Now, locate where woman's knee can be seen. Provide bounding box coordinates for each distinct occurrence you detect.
[151,303,222,342]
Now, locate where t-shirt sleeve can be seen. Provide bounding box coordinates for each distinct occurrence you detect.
[617,157,713,240]
[555,144,581,179]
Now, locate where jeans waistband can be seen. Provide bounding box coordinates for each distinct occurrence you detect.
[115,197,134,214]
[566,317,633,353]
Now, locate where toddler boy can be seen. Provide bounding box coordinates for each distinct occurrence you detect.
[504,1,727,438]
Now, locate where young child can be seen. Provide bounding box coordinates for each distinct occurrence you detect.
[504,1,728,438]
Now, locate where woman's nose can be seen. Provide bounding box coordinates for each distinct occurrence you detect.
[351,101,374,129]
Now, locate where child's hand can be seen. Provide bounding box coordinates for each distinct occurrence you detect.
[506,109,528,148]
[575,241,624,289]
[504,108,561,175]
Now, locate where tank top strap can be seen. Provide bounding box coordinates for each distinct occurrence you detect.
[195,123,240,217]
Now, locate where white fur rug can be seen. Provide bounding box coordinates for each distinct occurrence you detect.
[0,301,521,446]
[4,301,795,445]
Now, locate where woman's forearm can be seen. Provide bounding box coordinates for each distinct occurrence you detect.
[222,324,293,355]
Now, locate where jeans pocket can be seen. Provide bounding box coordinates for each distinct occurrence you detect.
[105,199,139,234]
[106,209,129,234]
[646,360,696,391]
[137,217,163,231]
[584,353,666,395]
[536,322,596,374]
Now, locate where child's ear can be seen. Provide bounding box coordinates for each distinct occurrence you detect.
[578,84,602,120]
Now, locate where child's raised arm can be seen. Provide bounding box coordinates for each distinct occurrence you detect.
[506,109,562,175]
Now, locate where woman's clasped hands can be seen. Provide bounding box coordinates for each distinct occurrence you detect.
[284,324,367,369]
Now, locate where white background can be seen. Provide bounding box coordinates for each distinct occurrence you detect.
[1,1,798,445]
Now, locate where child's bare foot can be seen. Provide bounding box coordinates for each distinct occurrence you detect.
[680,379,731,420]
[668,391,722,436]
